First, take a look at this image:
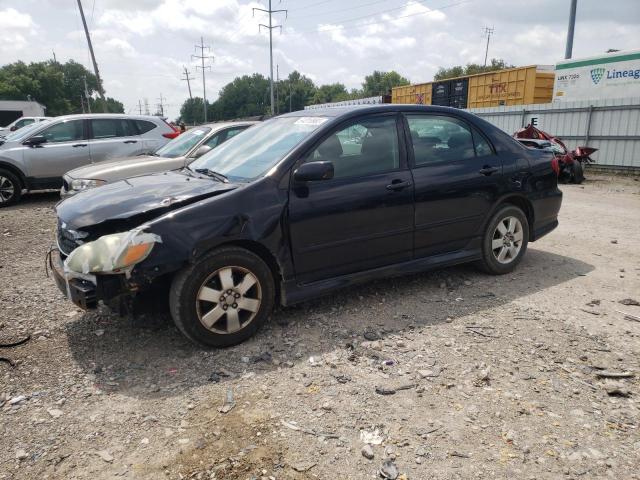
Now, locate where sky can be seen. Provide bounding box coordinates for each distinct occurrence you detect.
[0,0,638,120]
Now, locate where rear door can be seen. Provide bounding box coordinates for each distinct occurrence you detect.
[404,113,502,257]
[23,119,89,182]
[288,113,414,284]
[88,118,143,163]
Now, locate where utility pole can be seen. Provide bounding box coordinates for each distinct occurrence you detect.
[144,99,150,116]
[276,64,279,114]
[181,66,195,100]
[52,50,57,63]
[77,0,107,110]
[80,95,85,113]
[192,37,214,123]
[564,0,578,59]
[157,93,166,117]
[482,26,494,67]
[138,99,143,115]
[82,76,91,113]
[253,1,287,116]
[289,79,292,112]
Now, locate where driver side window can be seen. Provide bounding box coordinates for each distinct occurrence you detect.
[306,116,399,179]
[40,120,84,143]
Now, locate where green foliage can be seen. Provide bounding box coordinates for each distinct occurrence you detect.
[361,71,409,96]
[434,59,514,81]
[310,83,350,105]
[0,59,123,116]
[211,73,270,120]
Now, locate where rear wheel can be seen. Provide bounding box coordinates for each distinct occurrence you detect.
[477,205,529,275]
[570,161,584,184]
[0,169,21,207]
[169,247,275,347]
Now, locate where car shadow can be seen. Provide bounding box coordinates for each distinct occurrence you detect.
[64,248,594,399]
[4,190,59,211]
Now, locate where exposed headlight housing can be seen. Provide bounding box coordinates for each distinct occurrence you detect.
[65,229,162,274]
[70,178,106,191]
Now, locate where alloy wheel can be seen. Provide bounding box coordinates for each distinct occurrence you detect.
[491,216,524,264]
[0,176,15,203]
[196,266,262,334]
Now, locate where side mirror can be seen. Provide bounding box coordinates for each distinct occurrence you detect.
[9,126,17,131]
[24,135,47,146]
[293,161,334,182]
[192,145,212,158]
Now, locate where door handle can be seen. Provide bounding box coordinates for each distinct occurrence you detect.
[386,180,412,191]
[123,140,138,144]
[72,143,88,147]
[479,166,499,176]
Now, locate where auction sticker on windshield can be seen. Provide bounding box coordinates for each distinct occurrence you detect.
[294,117,328,126]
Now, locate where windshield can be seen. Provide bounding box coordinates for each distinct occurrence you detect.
[155,127,212,158]
[189,116,329,181]
[3,121,49,142]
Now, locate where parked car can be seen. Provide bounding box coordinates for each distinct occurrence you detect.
[0,116,51,137]
[50,105,562,347]
[0,113,178,206]
[60,121,257,197]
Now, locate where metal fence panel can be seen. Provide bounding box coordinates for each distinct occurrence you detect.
[466,97,640,168]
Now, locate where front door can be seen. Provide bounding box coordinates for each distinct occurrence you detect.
[404,113,502,258]
[288,114,414,284]
[23,119,89,184]
[88,118,142,163]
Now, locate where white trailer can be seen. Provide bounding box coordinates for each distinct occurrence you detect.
[553,50,640,102]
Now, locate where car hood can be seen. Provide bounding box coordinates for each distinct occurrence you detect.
[65,155,187,181]
[57,170,240,230]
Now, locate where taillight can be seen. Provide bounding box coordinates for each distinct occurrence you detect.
[162,131,180,139]
[550,157,560,176]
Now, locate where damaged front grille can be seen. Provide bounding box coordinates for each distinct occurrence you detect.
[56,219,87,256]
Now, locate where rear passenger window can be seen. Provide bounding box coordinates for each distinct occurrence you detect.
[306,116,399,179]
[407,115,475,165]
[134,120,157,134]
[473,129,494,157]
[91,119,135,139]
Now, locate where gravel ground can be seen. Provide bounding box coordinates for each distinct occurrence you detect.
[1,175,639,480]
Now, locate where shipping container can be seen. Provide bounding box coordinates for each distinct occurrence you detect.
[467,66,554,108]
[393,65,554,109]
[391,83,432,105]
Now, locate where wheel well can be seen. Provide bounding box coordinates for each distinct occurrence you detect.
[500,196,534,238]
[0,162,26,190]
[213,239,283,299]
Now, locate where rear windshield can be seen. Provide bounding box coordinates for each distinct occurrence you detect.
[155,127,212,158]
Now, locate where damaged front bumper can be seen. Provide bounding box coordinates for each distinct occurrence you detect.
[48,248,131,310]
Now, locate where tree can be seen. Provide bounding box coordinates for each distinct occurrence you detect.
[277,71,316,114]
[0,59,123,115]
[180,97,206,124]
[310,83,350,105]
[211,73,270,120]
[90,97,124,113]
[434,58,514,81]
[361,71,409,96]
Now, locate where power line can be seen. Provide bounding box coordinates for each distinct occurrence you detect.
[254,1,288,116]
[482,26,494,67]
[181,66,195,100]
[289,0,471,35]
[288,0,397,20]
[192,37,214,123]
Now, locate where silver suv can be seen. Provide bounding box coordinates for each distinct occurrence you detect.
[0,113,178,207]
[61,121,256,197]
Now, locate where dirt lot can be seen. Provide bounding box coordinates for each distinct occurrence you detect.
[1,174,639,480]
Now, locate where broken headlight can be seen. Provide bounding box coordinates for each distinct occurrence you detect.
[65,229,161,274]
[70,178,106,191]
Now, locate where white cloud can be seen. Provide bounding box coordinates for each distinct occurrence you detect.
[0,8,37,53]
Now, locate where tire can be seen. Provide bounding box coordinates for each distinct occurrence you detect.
[0,169,22,207]
[570,161,584,184]
[169,246,275,347]
[476,205,529,275]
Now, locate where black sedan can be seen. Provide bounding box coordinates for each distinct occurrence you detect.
[51,105,562,347]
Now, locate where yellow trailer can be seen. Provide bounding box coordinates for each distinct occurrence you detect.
[391,83,432,105]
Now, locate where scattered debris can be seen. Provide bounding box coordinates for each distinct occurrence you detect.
[604,381,632,398]
[218,388,236,414]
[281,419,339,439]
[449,451,471,458]
[619,298,640,306]
[0,334,31,368]
[375,383,415,395]
[47,408,63,418]
[15,449,28,461]
[291,461,316,472]
[616,310,640,322]
[360,428,385,445]
[96,450,114,463]
[595,371,635,379]
[580,308,601,316]
[250,351,272,363]
[362,444,375,459]
[378,459,399,479]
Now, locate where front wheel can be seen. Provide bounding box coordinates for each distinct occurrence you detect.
[0,169,22,207]
[570,160,584,184]
[477,205,529,275]
[169,247,275,347]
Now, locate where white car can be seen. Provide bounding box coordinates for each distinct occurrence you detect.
[0,116,51,137]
